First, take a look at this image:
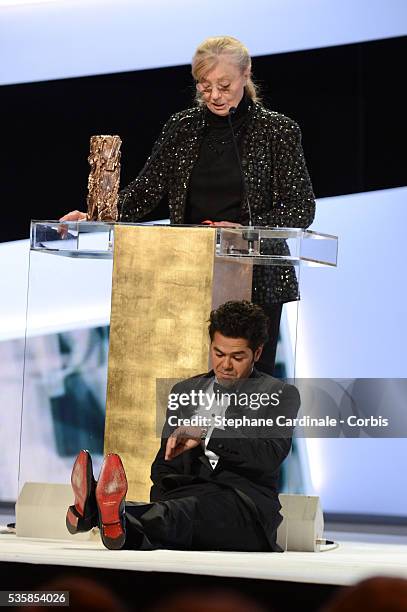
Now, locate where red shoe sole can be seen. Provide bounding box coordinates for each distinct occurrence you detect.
[66,450,96,534]
[96,454,128,549]
[71,450,92,516]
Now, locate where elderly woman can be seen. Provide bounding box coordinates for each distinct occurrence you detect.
[62,36,315,372]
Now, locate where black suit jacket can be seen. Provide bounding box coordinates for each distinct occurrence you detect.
[150,368,300,550]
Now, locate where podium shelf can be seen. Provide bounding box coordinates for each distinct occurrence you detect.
[30,222,338,267]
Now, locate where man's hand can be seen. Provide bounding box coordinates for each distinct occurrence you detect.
[165,426,205,461]
[201,220,243,228]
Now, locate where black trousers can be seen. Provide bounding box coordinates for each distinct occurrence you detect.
[255,303,283,376]
[123,488,270,552]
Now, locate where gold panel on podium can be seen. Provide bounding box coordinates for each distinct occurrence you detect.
[104,225,218,500]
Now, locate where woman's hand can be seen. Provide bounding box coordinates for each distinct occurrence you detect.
[57,210,87,237]
[59,210,87,222]
[201,220,243,227]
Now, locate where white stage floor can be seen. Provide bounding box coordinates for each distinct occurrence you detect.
[1,530,407,587]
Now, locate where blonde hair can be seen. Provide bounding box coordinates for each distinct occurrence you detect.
[191,36,261,104]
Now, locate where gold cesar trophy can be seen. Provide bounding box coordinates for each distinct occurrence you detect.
[86,135,122,221]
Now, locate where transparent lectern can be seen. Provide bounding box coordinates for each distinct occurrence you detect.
[19,222,337,505]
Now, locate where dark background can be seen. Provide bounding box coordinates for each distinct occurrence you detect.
[2,35,405,243]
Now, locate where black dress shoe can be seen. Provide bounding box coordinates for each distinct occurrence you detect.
[66,450,97,534]
[95,453,128,550]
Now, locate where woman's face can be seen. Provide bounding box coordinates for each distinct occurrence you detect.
[196,55,249,116]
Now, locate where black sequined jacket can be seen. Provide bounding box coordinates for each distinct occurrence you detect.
[118,102,316,304]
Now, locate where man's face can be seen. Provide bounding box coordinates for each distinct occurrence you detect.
[210,331,263,386]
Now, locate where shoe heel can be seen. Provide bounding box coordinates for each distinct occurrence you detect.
[66,505,96,534]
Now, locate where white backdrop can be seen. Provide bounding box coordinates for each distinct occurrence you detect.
[1,0,406,85]
[296,186,407,516]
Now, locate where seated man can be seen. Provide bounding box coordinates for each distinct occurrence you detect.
[66,300,300,551]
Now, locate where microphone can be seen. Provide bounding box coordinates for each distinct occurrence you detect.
[227,106,258,254]
[119,114,189,221]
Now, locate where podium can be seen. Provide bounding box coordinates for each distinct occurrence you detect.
[19,222,337,504]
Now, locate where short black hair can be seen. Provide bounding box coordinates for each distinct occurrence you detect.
[208,301,269,350]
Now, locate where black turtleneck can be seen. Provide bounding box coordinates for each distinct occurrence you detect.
[185,93,251,224]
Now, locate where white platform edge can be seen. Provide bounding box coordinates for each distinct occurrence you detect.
[1,533,407,587]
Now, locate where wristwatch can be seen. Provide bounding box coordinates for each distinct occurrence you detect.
[200,427,208,440]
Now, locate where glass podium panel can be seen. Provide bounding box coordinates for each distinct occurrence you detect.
[218,226,338,267]
[18,221,338,500]
[19,225,114,494]
[31,221,338,266]
[31,220,114,258]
